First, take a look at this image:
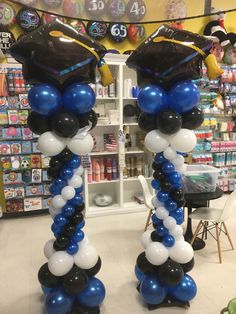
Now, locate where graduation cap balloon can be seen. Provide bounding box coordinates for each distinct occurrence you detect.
[127,24,223,88]
[10,20,113,86]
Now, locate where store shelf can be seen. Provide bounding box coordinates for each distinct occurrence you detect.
[2,208,48,219]
[88,179,119,185]
[123,122,138,126]
[96,97,118,100]
[123,98,137,100]
[96,123,120,127]
[124,177,152,182]
[90,151,118,156]
[124,201,146,209]
[125,150,145,154]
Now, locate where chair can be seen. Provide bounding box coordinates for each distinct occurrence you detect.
[189,190,236,263]
[138,175,154,231]
[221,298,236,314]
[138,175,187,233]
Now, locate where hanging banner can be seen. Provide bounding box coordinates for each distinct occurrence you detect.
[8,0,236,24]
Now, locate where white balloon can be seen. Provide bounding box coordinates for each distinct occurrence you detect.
[61,186,76,200]
[48,251,74,276]
[169,241,194,264]
[79,236,89,248]
[152,196,162,208]
[163,216,177,230]
[146,242,169,266]
[68,175,83,188]
[176,164,187,174]
[141,230,152,249]
[44,239,55,259]
[67,134,94,155]
[175,235,185,242]
[170,129,197,153]
[37,132,66,156]
[172,154,185,167]
[49,206,61,218]
[51,195,66,210]
[74,165,84,176]
[169,225,183,238]
[74,244,98,270]
[155,207,169,220]
[163,147,177,161]
[144,130,169,153]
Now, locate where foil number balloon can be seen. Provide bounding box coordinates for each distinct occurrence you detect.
[127,0,146,22]
[85,0,106,18]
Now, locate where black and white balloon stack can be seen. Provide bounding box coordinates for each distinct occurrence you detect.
[132,80,205,307]
[26,82,105,314]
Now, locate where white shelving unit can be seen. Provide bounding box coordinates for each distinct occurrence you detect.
[84,54,153,217]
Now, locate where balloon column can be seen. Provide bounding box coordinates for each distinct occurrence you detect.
[10,21,113,314]
[127,25,223,309]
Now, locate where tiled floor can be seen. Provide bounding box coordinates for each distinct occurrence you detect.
[0,194,235,314]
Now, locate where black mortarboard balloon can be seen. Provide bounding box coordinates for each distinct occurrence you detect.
[127,24,223,88]
[10,20,113,86]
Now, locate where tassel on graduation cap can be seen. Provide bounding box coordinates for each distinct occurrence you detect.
[10,20,113,86]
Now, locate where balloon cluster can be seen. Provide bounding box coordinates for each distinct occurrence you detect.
[25,82,106,313]
[132,81,202,306]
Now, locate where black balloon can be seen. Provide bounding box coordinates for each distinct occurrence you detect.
[49,156,64,169]
[150,231,162,242]
[181,258,195,273]
[47,166,61,179]
[27,111,52,135]
[182,107,204,130]
[158,259,184,286]
[138,112,158,132]
[157,110,182,135]
[53,236,70,251]
[170,189,184,201]
[70,303,100,314]
[38,263,60,287]
[136,252,158,274]
[78,110,98,130]
[152,162,162,171]
[62,265,88,295]
[85,257,102,277]
[75,203,85,212]
[176,200,185,207]
[52,111,80,138]
[153,170,165,181]
[160,180,172,192]
[58,148,73,163]
[63,224,76,237]
[70,211,84,224]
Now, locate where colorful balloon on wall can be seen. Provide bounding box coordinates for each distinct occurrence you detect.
[69,20,86,34]
[107,0,126,19]
[0,28,15,53]
[16,7,41,32]
[108,23,128,43]
[0,2,16,26]
[63,0,83,18]
[42,13,64,24]
[128,24,145,44]
[85,0,106,18]
[87,22,107,40]
[126,0,146,22]
[42,0,63,8]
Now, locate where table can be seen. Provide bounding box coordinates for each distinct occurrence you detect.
[184,187,224,250]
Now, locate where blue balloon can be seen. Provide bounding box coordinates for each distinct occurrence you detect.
[162,162,175,174]
[28,84,62,116]
[51,223,62,235]
[154,153,167,164]
[60,167,74,180]
[168,274,197,301]
[168,172,182,185]
[156,224,169,237]
[140,275,167,305]
[171,208,184,219]
[76,220,85,231]
[66,242,79,255]
[163,235,175,247]
[41,285,52,295]
[71,230,85,243]
[70,194,83,206]
[135,265,146,282]
[63,83,96,114]
[54,214,67,227]
[138,85,168,114]
[151,179,160,190]
[45,287,73,314]
[75,185,84,194]
[53,178,67,189]
[62,204,75,217]
[165,200,177,212]
[157,191,169,203]
[66,156,81,169]
[169,81,200,113]
[49,184,61,196]
[152,214,161,225]
[76,277,106,307]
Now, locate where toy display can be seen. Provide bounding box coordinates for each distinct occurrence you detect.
[10,20,113,314]
[127,24,223,310]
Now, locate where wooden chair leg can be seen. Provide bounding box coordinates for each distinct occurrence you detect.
[144,209,152,231]
[222,222,234,250]
[216,223,222,264]
[190,221,203,245]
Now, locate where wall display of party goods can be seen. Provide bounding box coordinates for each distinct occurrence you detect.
[10,21,114,314]
[127,25,223,309]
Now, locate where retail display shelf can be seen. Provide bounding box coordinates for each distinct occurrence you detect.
[96,123,120,127]
[124,177,152,182]
[123,122,138,126]
[96,97,118,100]
[88,179,119,185]
[125,150,145,154]
[123,97,137,100]
[2,209,48,219]
[90,151,118,156]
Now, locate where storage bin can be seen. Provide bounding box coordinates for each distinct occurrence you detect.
[183,165,219,194]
